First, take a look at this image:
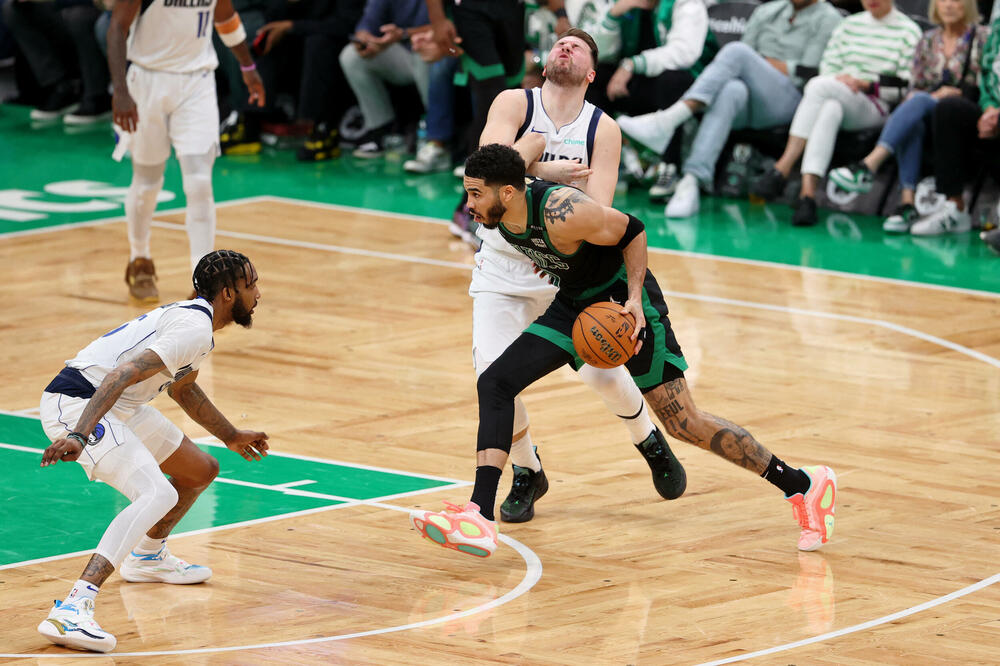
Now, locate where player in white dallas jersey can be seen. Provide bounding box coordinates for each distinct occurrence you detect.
[108,0,265,303]
[469,29,666,524]
[35,250,268,653]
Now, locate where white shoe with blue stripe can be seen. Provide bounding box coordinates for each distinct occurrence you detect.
[120,545,212,584]
[37,597,117,652]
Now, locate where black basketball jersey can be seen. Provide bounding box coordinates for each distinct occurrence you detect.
[498,180,624,298]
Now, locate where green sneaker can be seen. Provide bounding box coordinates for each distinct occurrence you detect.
[635,428,686,500]
[500,460,549,523]
[829,162,874,194]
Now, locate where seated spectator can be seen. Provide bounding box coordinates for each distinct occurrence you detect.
[914,13,1000,234]
[2,0,109,124]
[830,0,988,233]
[750,0,922,226]
[616,0,843,218]
[251,0,365,161]
[339,0,430,158]
[585,0,718,200]
[403,29,459,174]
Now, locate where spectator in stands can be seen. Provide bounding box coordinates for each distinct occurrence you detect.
[910,12,1000,234]
[403,28,459,174]
[615,0,843,218]
[2,0,110,124]
[830,0,988,233]
[584,0,718,201]
[215,0,269,156]
[339,0,430,159]
[251,0,365,161]
[750,0,922,226]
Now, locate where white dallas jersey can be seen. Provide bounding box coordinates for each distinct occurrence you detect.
[68,299,215,412]
[473,87,604,295]
[128,0,220,73]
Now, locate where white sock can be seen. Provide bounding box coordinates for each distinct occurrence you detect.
[65,579,99,604]
[621,401,656,444]
[133,535,165,555]
[126,162,166,262]
[509,436,542,472]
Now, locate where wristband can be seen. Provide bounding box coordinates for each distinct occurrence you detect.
[240,62,257,72]
[67,432,88,447]
[554,7,567,18]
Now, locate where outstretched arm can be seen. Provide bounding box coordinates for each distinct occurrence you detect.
[41,350,166,466]
[168,371,269,460]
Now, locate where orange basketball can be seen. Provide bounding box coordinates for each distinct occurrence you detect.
[572,302,638,369]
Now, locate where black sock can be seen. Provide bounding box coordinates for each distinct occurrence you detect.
[470,466,503,521]
[761,456,810,497]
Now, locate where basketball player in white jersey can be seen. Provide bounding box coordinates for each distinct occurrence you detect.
[470,29,677,524]
[108,0,265,303]
[35,250,269,653]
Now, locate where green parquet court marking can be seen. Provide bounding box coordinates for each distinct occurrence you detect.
[0,412,465,569]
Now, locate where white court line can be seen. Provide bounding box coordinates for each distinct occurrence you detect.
[0,502,542,659]
[271,479,316,489]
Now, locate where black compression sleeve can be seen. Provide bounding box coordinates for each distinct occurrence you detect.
[617,214,645,249]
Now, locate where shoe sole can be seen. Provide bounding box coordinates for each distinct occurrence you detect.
[119,567,212,584]
[500,473,549,523]
[409,513,495,557]
[222,143,262,156]
[128,292,159,304]
[38,618,116,652]
[800,466,837,551]
[64,113,112,126]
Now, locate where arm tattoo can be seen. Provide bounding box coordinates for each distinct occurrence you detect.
[544,189,587,225]
[172,382,237,442]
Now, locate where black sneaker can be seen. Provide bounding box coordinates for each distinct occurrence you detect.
[882,203,919,233]
[220,111,262,156]
[792,196,818,226]
[500,461,549,523]
[352,124,390,159]
[635,428,686,500]
[64,95,111,125]
[30,81,80,121]
[296,122,341,162]
[749,167,787,202]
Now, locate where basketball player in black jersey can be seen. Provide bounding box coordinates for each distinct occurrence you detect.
[410,142,838,558]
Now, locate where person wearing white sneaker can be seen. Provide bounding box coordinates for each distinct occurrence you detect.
[910,199,972,235]
[404,140,451,173]
[665,172,701,217]
[616,0,842,209]
[36,250,269,653]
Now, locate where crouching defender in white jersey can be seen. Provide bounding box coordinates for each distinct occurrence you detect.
[36,250,268,653]
[469,29,680,525]
[108,0,265,303]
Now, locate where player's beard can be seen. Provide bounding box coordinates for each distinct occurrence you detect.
[476,200,508,229]
[545,61,586,87]
[232,298,254,328]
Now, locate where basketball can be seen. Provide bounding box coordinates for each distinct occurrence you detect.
[572,302,638,369]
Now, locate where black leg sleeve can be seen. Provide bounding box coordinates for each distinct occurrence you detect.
[476,332,573,454]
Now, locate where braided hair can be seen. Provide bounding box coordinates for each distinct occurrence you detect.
[192,250,252,300]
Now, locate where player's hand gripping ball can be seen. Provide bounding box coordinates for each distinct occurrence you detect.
[572,302,637,368]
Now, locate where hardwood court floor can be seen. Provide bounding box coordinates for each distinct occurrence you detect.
[0,199,998,664]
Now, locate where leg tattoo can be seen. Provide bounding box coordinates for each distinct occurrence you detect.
[646,379,699,444]
[706,415,772,474]
[81,554,115,586]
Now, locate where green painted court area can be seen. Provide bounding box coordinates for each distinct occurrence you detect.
[0,413,455,568]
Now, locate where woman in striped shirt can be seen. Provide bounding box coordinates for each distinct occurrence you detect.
[750,0,923,226]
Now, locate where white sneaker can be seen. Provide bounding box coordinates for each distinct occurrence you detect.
[37,597,117,652]
[618,111,673,156]
[910,200,971,236]
[452,164,465,179]
[665,174,700,218]
[120,545,212,584]
[404,142,450,173]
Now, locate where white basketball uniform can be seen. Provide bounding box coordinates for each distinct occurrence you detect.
[39,299,215,480]
[470,87,605,370]
[116,0,221,164]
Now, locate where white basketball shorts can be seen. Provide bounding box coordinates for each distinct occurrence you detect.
[124,64,220,165]
[39,392,183,480]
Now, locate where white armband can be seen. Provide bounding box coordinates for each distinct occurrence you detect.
[215,14,247,48]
